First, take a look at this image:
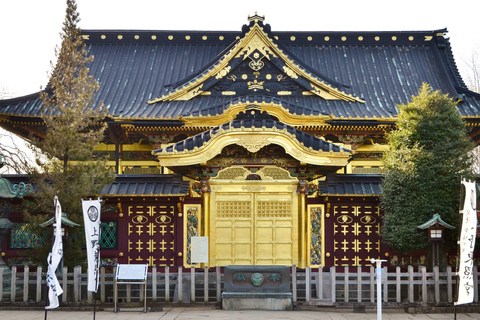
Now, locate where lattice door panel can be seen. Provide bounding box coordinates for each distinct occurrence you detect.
[215,194,253,265]
[255,195,293,265]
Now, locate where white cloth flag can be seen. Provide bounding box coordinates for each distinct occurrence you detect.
[82,199,102,292]
[456,178,477,305]
[45,196,63,309]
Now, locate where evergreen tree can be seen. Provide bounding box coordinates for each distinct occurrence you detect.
[24,0,114,268]
[381,83,475,253]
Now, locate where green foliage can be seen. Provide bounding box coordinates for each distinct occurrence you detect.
[24,0,114,268]
[381,83,475,253]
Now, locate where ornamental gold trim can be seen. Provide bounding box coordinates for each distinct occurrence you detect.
[180,101,332,127]
[153,127,351,167]
[147,18,364,104]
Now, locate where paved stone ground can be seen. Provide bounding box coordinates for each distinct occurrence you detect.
[1,306,480,320]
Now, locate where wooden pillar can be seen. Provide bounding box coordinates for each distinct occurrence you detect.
[201,178,211,267]
[298,179,307,268]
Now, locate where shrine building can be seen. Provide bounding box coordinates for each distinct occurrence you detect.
[1,14,480,269]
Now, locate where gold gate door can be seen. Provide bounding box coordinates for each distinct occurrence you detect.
[209,167,299,266]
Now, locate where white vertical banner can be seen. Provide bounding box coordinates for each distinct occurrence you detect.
[45,195,63,309]
[82,198,102,292]
[456,178,477,305]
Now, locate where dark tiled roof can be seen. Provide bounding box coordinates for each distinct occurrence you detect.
[100,174,189,196]
[318,174,382,196]
[155,111,350,154]
[1,174,189,197]
[1,26,479,120]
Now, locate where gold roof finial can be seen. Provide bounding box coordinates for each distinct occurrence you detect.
[248,12,265,23]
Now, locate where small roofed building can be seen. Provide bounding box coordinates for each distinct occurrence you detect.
[1,14,480,269]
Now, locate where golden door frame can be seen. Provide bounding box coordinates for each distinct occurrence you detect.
[207,166,301,267]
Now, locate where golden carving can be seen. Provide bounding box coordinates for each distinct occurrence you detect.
[248,55,265,71]
[365,239,372,252]
[148,17,363,104]
[236,135,270,152]
[155,215,172,224]
[360,215,376,224]
[222,91,236,95]
[154,128,351,168]
[217,201,251,218]
[282,66,298,79]
[147,223,156,236]
[147,239,156,252]
[257,201,291,217]
[352,239,361,252]
[215,66,231,79]
[247,79,264,91]
[277,91,292,95]
[352,222,361,236]
[180,101,331,127]
[337,215,353,224]
[241,185,266,192]
[132,215,148,224]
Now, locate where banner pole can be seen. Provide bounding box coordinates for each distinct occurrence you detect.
[93,291,97,320]
[454,178,464,320]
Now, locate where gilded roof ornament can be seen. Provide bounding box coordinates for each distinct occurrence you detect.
[248,12,264,24]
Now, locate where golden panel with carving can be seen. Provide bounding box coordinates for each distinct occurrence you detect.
[257,201,291,217]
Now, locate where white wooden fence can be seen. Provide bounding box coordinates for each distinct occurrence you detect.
[0,265,477,305]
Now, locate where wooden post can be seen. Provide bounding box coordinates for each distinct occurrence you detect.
[74,266,80,303]
[100,267,106,303]
[190,267,195,302]
[203,266,208,303]
[23,266,29,302]
[11,266,16,302]
[36,266,42,303]
[408,265,414,303]
[474,267,479,303]
[177,266,183,303]
[62,266,67,303]
[292,265,297,303]
[447,266,453,303]
[0,267,3,302]
[113,266,117,311]
[357,266,362,303]
[370,266,375,303]
[396,266,401,303]
[344,266,349,302]
[331,266,336,304]
[383,266,388,303]
[165,266,170,302]
[151,266,157,302]
[434,266,440,303]
[318,266,323,300]
[305,266,311,302]
[126,283,131,303]
[421,266,427,304]
[216,266,221,302]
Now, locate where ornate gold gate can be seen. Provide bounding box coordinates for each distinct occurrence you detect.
[209,167,299,266]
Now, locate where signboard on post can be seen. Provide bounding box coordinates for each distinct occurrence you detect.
[191,236,209,263]
[114,264,148,312]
